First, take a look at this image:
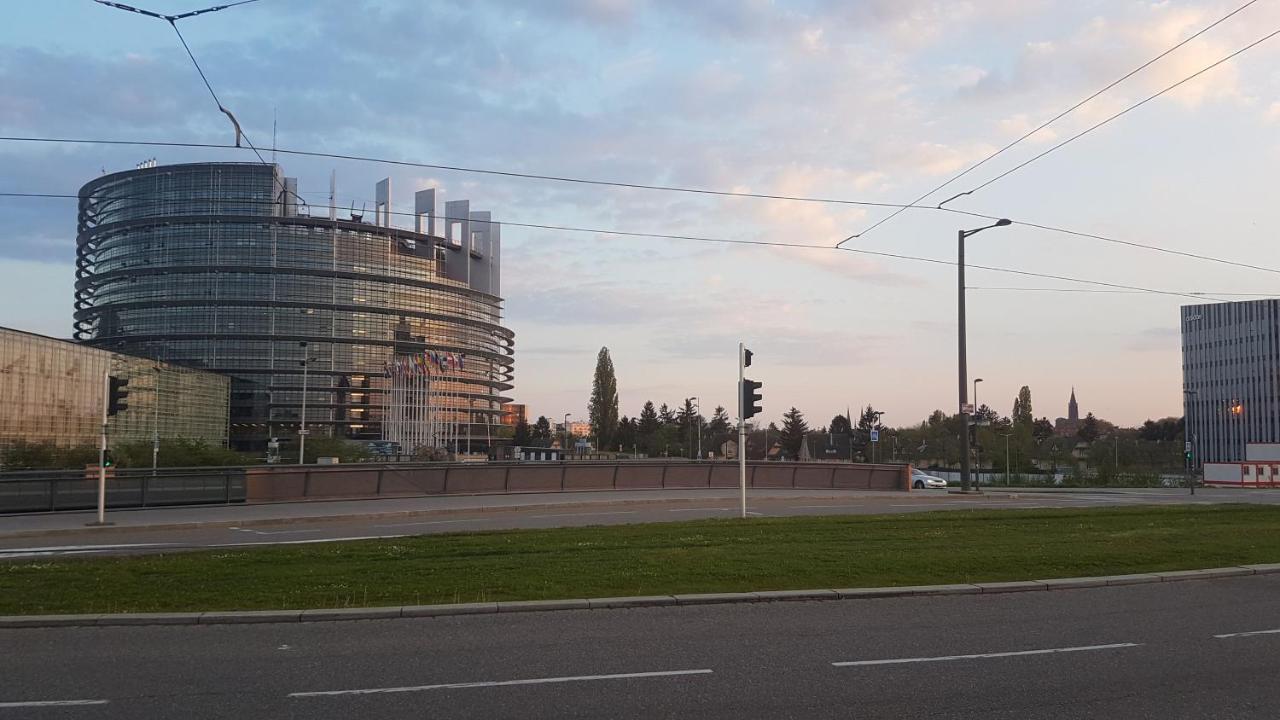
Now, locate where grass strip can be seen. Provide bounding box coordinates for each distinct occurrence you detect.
[3,505,1279,615]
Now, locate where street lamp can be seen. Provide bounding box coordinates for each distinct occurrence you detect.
[870,410,886,463]
[1183,389,1198,494]
[564,413,572,456]
[958,219,1011,492]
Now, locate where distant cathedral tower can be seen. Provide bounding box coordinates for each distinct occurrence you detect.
[1068,388,1079,422]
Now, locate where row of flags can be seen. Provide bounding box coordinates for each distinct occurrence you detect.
[383,350,466,377]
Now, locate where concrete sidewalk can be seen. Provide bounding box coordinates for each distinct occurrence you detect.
[0,488,892,538]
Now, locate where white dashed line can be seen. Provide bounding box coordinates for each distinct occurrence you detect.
[289,669,714,697]
[832,643,1141,667]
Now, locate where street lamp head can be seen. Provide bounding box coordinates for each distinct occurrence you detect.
[975,378,984,383]
[994,218,1012,227]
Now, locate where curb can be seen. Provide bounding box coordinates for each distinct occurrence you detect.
[4,563,1278,629]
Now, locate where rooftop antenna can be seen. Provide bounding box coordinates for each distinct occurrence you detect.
[329,170,336,221]
[271,106,277,165]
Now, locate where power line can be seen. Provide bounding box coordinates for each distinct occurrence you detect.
[93,0,267,163]
[2,190,1219,300]
[836,0,1265,246]
[0,135,938,210]
[957,25,1280,198]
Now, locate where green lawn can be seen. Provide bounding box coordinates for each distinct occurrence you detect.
[4,505,1280,615]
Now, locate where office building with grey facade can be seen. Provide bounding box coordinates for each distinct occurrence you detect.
[75,162,515,452]
[1181,299,1280,464]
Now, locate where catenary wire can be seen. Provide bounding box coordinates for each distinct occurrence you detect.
[932,206,1280,277]
[0,135,948,210]
[2,135,1275,278]
[93,0,267,163]
[2,190,1221,300]
[967,287,1275,297]
[836,0,1266,246]
[957,25,1280,198]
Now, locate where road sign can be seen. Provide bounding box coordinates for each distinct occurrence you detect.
[961,403,975,414]
[870,429,880,443]
[1185,441,1192,452]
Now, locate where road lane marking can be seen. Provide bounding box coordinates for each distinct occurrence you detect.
[288,668,714,697]
[0,699,109,707]
[228,527,324,536]
[832,643,1141,667]
[214,535,407,548]
[527,511,639,519]
[792,505,863,510]
[1214,628,1280,639]
[372,519,484,528]
[667,508,730,512]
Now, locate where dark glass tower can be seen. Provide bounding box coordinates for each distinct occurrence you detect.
[76,162,514,452]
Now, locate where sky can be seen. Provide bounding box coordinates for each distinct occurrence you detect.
[2,0,1279,430]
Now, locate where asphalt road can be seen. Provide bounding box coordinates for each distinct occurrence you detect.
[4,574,1280,718]
[3,487,1279,559]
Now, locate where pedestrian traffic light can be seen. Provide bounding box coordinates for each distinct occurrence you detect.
[102,450,115,468]
[741,378,763,419]
[107,375,129,416]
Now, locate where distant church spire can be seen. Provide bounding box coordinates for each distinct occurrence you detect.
[1068,387,1079,422]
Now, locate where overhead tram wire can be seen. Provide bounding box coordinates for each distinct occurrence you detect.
[0,135,937,211]
[93,0,268,163]
[932,206,1280,278]
[5,190,1220,300]
[967,287,1277,297]
[950,24,1280,200]
[835,0,1265,247]
[6,135,1279,280]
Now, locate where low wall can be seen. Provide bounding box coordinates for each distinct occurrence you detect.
[244,461,911,502]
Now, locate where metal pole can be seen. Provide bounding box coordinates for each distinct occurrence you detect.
[958,229,972,493]
[299,359,308,465]
[152,364,160,474]
[738,342,746,519]
[1005,433,1010,486]
[95,367,108,525]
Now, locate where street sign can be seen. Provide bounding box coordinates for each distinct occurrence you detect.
[1185,441,1192,452]
[961,403,975,414]
[870,429,880,443]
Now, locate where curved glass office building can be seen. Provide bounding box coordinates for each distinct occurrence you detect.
[76,162,514,452]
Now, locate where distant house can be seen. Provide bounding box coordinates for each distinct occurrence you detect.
[800,433,852,462]
[720,439,738,460]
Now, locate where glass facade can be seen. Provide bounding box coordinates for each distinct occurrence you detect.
[0,326,229,449]
[76,162,515,451]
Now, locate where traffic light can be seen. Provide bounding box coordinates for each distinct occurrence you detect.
[741,378,763,419]
[743,348,753,368]
[102,450,115,468]
[107,375,130,416]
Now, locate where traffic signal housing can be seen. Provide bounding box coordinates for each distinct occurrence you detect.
[108,375,130,416]
[741,378,763,419]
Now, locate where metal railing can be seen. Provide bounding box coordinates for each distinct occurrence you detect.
[0,467,247,514]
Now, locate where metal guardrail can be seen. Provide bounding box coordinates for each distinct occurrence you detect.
[0,467,247,513]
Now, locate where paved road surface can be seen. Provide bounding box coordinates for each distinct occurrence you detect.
[3,487,1278,559]
[3,574,1280,718]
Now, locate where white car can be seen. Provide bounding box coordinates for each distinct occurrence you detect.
[911,469,948,490]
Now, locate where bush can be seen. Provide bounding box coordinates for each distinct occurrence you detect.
[302,436,372,464]
[1,441,99,470]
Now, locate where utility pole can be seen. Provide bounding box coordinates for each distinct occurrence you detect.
[298,350,310,465]
[92,368,110,526]
[152,360,161,475]
[738,344,746,518]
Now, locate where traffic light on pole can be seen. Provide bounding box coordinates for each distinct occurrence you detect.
[108,375,130,416]
[743,348,753,368]
[741,378,763,419]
